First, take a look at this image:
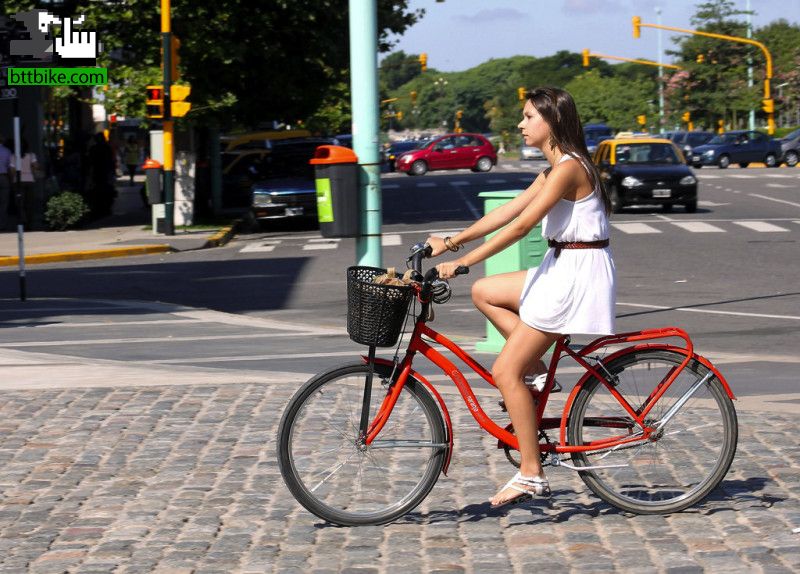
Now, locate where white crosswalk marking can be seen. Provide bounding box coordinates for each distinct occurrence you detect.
[612,223,661,234]
[671,222,725,233]
[303,238,341,250]
[240,240,281,253]
[382,234,402,246]
[765,183,795,188]
[733,221,790,232]
[729,174,757,179]
[696,174,722,179]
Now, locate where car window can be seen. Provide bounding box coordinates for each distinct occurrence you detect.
[708,133,738,145]
[455,135,478,147]
[436,137,457,150]
[687,133,712,146]
[615,143,679,164]
[596,144,609,163]
[749,132,765,142]
[783,128,800,140]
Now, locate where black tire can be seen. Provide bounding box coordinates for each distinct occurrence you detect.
[684,200,698,213]
[738,162,749,168]
[410,160,428,176]
[566,349,737,515]
[277,363,447,526]
[765,153,778,168]
[693,164,703,169]
[785,150,798,167]
[610,186,623,214]
[475,156,493,172]
[717,155,730,169]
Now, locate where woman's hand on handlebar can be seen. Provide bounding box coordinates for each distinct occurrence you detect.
[425,235,449,257]
[435,260,467,279]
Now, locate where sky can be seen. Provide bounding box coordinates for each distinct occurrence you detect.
[386,0,800,72]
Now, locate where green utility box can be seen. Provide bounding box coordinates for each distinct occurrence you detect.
[474,190,546,353]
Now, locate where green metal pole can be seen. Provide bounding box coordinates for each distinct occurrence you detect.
[349,0,382,267]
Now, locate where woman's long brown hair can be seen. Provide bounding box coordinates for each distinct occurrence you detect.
[526,87,611,215]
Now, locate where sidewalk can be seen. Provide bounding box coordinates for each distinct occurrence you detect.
[0,179,237,266]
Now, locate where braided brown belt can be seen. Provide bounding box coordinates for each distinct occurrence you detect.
[547,238,609,258]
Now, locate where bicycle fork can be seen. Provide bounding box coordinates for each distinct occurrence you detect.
[357,345,377,446]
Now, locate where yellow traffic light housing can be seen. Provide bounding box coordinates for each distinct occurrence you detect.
[146,85,164,119]
[410,90,417,105]
[419,53,427,72]
[582,49,590,67]
[170,36,181,81]
[696,54,705,63]
[682,111,690,122]
[517,87,526,101]
[396,110,403,121]
[762,98,774,113]
[170,84,192,117]
[632,16,641,39]
[637,114,647,125]
[456,110,463,119]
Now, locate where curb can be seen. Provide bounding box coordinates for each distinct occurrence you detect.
[203,219,241,248]
[0,244,172,267]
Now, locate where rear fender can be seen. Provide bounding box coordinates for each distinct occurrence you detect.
[363,356,454,475]
[559,344,735,445]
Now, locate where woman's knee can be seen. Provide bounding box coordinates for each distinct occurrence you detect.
[491,359,524,392]
[471,277,493,307]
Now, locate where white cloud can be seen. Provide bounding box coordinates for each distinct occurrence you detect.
[453,8,528,23]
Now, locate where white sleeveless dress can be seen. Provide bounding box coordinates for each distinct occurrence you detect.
[518,155,616,335]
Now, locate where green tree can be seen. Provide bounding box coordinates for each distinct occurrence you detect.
[380,51,422,92]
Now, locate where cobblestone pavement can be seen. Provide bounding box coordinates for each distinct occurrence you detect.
[0,380,798,574]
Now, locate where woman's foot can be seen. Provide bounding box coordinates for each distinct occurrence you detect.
[489,471,550,508]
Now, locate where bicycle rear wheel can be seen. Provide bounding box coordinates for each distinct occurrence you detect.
[277,363,447,526]
[567,349,737,514]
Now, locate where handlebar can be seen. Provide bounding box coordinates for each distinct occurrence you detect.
[408,242,469,280]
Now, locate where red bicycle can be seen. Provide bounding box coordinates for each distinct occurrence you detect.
[277,244,738,526]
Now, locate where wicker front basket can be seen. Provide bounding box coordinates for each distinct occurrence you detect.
[346,266,413,347]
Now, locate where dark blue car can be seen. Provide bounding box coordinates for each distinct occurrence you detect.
[690,130,782,169]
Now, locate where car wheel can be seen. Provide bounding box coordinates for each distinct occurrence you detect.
[693,164,703,169]
[717,155,730,169]
[785,150,799,167]
[410,160,428,176]
[765,153,778,168]
[685,200,698,213]
[738,162,749,168]
[475,156,493,172]
[610,186,623,214]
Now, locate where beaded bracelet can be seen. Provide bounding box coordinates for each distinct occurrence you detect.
[444,236,463,252]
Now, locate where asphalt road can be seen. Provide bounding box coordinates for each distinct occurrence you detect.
[1,162,798,397]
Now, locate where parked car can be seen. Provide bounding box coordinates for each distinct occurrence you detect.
[593,137,698,213]
[663,130,715,158]
[395,133,497,176]
[584,123,614,154]
[383,140,421,171]
[779,127,800,167]
[690,130,782,168]
[248,138,335,225]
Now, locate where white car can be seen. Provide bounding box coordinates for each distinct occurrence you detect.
[520,145,544,160]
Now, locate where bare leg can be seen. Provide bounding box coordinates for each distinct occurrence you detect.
[472,271,547,375]
[489,322,561,506]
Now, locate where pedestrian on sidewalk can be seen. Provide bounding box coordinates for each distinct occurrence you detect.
[0,137,12,230]
[87,132,116,218]
[122,136,141,185]
[425,87,615,508]
[9,140,43,229]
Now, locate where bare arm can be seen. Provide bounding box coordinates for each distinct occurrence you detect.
[426,171,547,255]
[437,162,583,275]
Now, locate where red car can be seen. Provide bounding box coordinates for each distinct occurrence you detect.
[395,133,497,176]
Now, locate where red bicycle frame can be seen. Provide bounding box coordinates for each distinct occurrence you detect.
[363,312,735,470]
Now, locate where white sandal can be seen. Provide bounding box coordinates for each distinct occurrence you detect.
[489,471,551,508]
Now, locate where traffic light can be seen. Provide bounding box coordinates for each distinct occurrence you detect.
[419,53,427,72]
[518,87,526,101]
[171,84,192,117]
[762,98,774,113]
[632,16,641,39]
[146,85,164,119]
[582,49,590,68]
[396,110,403,121]
[637,114,647,126]
[410,90,417,105]
[456,110,463,119]
[170,36,181,81]
[682,111,690,122]
[696,54,705,64]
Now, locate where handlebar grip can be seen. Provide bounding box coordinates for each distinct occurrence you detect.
[455,266,469,275]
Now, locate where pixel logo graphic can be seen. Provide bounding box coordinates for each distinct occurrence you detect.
[6,9,100,63]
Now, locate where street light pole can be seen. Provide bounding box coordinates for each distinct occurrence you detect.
[656,7,664,128]
[746,0,755,131]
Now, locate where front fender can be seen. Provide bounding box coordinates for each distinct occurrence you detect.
[363,356,454,475]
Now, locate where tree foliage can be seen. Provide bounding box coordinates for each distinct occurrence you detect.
[6,0,423,131]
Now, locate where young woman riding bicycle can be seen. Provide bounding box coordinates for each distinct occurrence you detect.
[427,86,615,508]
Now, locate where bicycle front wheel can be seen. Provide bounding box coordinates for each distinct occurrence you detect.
[567,349,737,514]
[277,363,447,526]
